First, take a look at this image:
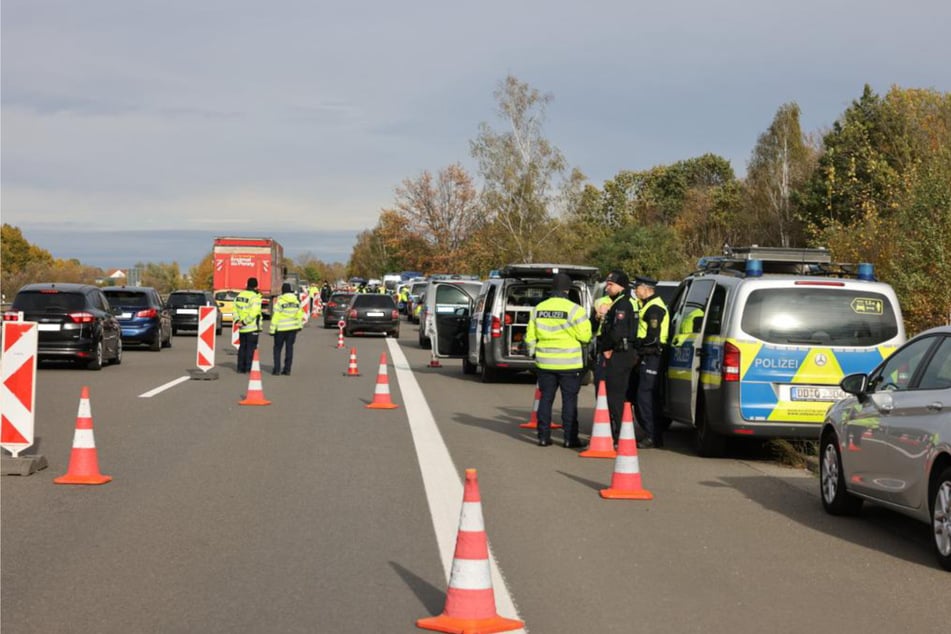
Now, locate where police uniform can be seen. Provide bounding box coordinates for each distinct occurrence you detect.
[525,273,592,447]
[631,276,669,447]
[270,283,305,375]
[598,270,639,444]
[234,277,263,373]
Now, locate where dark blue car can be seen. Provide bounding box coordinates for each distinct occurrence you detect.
[102,286,172,351]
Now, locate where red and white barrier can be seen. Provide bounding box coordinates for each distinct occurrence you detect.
[300,295,311,324]
[231,320,240,349]
[1,322,38,458]
[196,306,217,372]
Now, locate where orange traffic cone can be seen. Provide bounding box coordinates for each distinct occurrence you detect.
[54,386,111,485]
[518,383,561,429]
[600,402,653,500]
[580,381,617,459]
[847,431,862,452]
[366,353,399,409]
[417,469,525,634]
[239,349,271,406]
[344,347,361,377]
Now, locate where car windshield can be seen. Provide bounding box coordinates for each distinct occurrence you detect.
[103,291,150,307]
[741,288,899,346]
[14,290,86,312]
[353,295,395,308]
[329,293,352,303]
[167,293,208,307]
[215,291,237,301]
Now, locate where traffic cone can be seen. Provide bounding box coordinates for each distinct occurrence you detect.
[580,381,617,459]
[336,325,346,349]
[344,347,361,377]
[366,353,399,409]
[518,383,561,429]
[239,349,271,406]
[54,386,112,485]
[417,469,525,634]
[600,402,653,500]
[847,431,862,452]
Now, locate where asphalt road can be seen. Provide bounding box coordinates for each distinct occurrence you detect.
[2,319,947,633]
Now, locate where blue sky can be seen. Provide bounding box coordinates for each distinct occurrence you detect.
[3,0,950,270]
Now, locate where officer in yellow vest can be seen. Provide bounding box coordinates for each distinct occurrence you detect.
[234,277,263,373]
[269,282,304,376]
[632,275,670,448]
[525,272,592,448]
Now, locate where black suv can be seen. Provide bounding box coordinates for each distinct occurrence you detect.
[166,290,222,335]
[102,286,173,351]
[6,282,122,369]
[344,294,400,337]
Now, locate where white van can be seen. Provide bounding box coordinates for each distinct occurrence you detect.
[664,246,906,456]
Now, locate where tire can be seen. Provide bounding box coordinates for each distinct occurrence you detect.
[171,327,178,336]
[419,333,430,349]
[931,466,951,571]
[462,356,477,375]
[390,329,400,338]
[695,395,727,457]
[820,432,863,515]
[480,361,497,383]
[111,338,122,365]
[216,326,223,335]
[150,332,162,351]
[87,340,104,371]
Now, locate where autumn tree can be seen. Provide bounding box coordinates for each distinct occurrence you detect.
[138,262,186,294]
[188,251,215,290]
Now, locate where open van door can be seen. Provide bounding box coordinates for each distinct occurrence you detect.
[432,282,477,359]
[665,278,716,425]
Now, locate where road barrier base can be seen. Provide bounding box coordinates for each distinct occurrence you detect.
[1,455,48,477]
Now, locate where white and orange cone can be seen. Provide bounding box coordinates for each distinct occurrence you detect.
[366,352,399,409]
[239,349,271,406]
[580,381,616,459]
[344,347,360,377]
[54,386,112,485]
[600,402,653,500]
[417,469,525,634]
[518,383,561,429]
[336,324,346,349]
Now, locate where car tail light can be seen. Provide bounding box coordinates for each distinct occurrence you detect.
[490,316,502,338]
[327,301,337,308]
[391,309,399,319]
[136,308,158,318]
[3,313,21,322]
[68,312,96,324]
[349,309,357,318]
[722,342,740,382]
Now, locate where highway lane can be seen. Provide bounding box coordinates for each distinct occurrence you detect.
[2,320,948,633]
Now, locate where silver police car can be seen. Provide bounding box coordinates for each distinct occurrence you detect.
[820,325,951,571]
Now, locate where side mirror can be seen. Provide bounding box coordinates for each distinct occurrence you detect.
[840,373,868,396]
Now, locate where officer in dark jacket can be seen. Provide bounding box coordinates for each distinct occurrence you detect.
[631,275,670,448]
[598,270,639,445]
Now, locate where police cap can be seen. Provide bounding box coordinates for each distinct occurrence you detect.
[604,270,630,288]
[633,275,657,287]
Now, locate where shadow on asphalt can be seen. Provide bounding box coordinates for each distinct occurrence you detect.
[388,561,445,615]
[557,470,605,492]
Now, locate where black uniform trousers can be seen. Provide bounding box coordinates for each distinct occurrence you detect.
[634,354,663,443]
[237,331,260,373]
[604,351,637,443]
[272,330,298,374]
[536,369,583,443]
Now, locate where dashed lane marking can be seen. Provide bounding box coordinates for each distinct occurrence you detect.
[138,376,191,398]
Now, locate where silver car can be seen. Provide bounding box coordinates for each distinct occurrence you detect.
[820,325,951,571]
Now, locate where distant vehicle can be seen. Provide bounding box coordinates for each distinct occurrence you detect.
[405,280,430,323]
[5,282,122,370]
[213,236,284,318]
[166,290,222,336]
[820,324,951,571]
[323,292,354,328]
[344,294,400,337]
[214,289,239,324]
[383,273,402,292]
[102,286,172,351]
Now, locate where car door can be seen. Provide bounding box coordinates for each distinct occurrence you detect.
[468,284,493,366]
[665,279,716,425]
[432,283,476,359]
[93,289,121,356]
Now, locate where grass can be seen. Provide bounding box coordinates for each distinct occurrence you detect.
[766,438,819,471]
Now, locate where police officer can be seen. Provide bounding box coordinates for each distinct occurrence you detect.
[598,270,639,445]
[234,277,263,373]
[270,282,305,376]
[525,272,592,448]
[632,276,669,448]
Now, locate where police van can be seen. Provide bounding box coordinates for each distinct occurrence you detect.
[663,246,905,456]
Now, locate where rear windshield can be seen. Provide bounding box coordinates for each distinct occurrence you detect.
[506,283,583,307]
[329,293,353,303]
[353,295,396,308]
[741,288,899,346]
[103,291,151,307]
[215,291,238,301]
[13,290,85,312]
[167,293,208,307]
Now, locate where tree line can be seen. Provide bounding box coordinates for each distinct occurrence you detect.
[348,77,951,335]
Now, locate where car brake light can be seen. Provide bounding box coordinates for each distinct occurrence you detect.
[391,309,399,319]
[327,302,337,308]
[794,280,846,287]
[3,313,21,322]
[722,342,740,382]
[349,309,357,318]
[69,312,96,324]
[136,308,158,318]
[490,316,502,338]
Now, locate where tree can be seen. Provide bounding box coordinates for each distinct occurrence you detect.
[139,262,186,294]
[188,252,215,291]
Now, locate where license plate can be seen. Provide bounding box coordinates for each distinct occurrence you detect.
[367,311,385,317]
[177,308,198,315]
[37,323,61,331]
[790,386,847,402]
[121,312,133,319]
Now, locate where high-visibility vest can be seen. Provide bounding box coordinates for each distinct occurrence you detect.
[637,295,669,345]
[269,293,304,334]
[526,296,592,371]
[234,290,262,333]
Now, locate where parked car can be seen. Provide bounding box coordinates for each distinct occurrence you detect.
[5,282,122,369]
[820,324,951,571]
[344,293,400,337]
[214,290,239,324]
[166,290,222,335]
[323,292,354,328]
[102,286,172,351]
[405,280,429,322]
[418,278,483,350]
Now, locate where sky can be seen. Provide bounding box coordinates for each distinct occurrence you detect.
[3,0,950,271]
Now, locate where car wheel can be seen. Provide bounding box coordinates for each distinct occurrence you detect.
[695,395,727,457]
[87,340,104,371]
[150,331,162,351]
[111,338,123,365]
[819,431,863,515]
[390,329,400,338]
[462,356,477,375]
[419,333,430,349]
[931,466,951,571]
[480,361,497,383]
[216,324,223,335]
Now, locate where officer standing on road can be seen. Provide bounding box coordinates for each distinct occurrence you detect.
[234,277,263,373]
[632,276,670,448]
[525,272,592,448]
[269,282,304,376]
[598,270,639,446]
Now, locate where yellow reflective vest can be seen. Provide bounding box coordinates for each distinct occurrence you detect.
[525,296,592,371]
[269,293,304,334]
[234,289,262,333]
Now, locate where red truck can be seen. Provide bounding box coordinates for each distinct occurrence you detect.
[213,237,284,318]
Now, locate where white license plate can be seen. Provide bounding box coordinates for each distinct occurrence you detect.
[367,311,385,317]
[37,323,61,331]
[177,308,198,315]
[121,312,133,319]
[790,386,847,402]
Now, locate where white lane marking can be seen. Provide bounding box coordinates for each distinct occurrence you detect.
[138,376,191,398]
[386,339,524,630]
